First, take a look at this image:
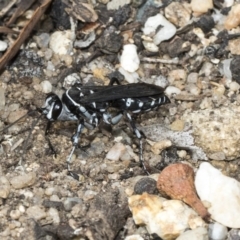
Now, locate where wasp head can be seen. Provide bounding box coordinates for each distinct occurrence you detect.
[42,94,62,121]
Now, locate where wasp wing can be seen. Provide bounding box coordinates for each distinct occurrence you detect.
[79,83,166,103]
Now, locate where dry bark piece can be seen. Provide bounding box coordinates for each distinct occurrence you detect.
[0,26,18,34]
[157,163,210,221]
[64,0,98,22]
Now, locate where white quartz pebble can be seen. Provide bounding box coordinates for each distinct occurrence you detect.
[0,40,7,51]
[120,44,140,73]
[208,222,228,240]
[195,162,240,228]
[40,80,52,93]
[142,14,176,45]
[118,67,139,83]
[165,86,181,97]
[49,30,74,55]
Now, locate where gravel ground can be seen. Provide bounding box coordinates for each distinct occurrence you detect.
[0,0,240,239]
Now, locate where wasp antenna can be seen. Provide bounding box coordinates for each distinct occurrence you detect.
[0,110,38,134]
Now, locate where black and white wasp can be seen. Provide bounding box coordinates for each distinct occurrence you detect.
[1,78,170,179]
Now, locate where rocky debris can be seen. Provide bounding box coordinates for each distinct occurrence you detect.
[0,0,240,238]
[0,176,10,198]
[49,30,75,56]
[164,2,191,28]
[157,163,210,221]
[191,0,213,15]
[140,125,207,161]
[195,163,240,228]
[182,105,240,160]
[224,4,240,29]
[68,187,130,239]
[208,222,228,240]
[9,172,37,189]
[128,193,206,240]
[106,142,126,161]
[176,227,208,240]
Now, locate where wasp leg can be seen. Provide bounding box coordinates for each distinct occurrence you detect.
[67,121,85,180]
[103,112,123,125]
[109,77,121,86]
[45,121,57,157]
[125,112,150,175]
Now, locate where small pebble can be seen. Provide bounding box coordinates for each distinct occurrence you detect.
[224,4,240,29]
[228,229,240,240]
[191,0,213,15]
[26,205,47,220]
[23,91,34,100]
[0,176,10,199]
[49,30,75,55]
[0,40,7,51]
[0,87,5,111]
[165,86,181,97]
[10,210,21,220]
[229,81,240,91]
[164,2,191,27]
[151,140,172,155]
[176,227,208,240]
[50,194,60,202]
[208,222,228,240]
[106,142,126,161]
[45,187,55,196]
[44,48,53,60]
[64,197,83,211]
[134,177,158,195]
[48,208,60,224]
[143,14,177,45]
[83,190,98,201]
[119,67,139,83]
[125,235,144,240]
[120,44,140,73]
[10,172,36,189]
[142,40,158,52]
[107,0,131,10]
[74,32,96,48]
[63,73,81,89]
[40,80,52,93]
[154,75,169,89]
[187,72,198,84]
[35,33,50,48]
[219,59,232,79]
[177,150,187,158]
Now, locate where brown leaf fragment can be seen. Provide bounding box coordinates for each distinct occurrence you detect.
[157,163,211,222]
[64,0,98,22]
